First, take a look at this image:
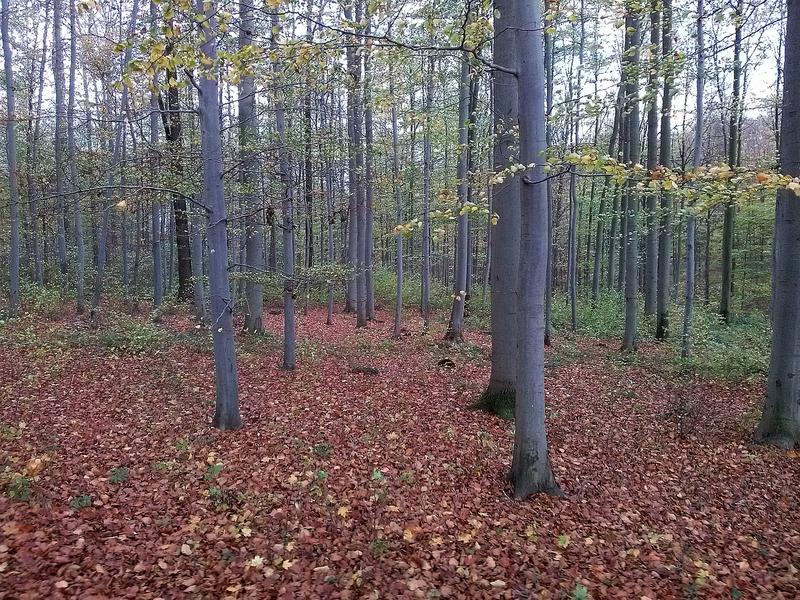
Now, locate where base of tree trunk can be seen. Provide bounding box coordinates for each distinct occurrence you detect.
[755,426,799,450]
[472,386,516,421]
[443,329,463,344]
[243,317,264,334]
[508,466,563,499]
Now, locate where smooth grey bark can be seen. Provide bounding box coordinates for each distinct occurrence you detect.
[644,0,660,316]
[720,0,743,323]
[479,0,520,409]
[26,1,48,287]
[53,0,68,275]
[681,0,704,359]
[421,53,433,329]
[150,1,163,308]
[390,75,403,339]
[2,0,20,315]
[622,7,641,352]
[240,0,263,333]
[354,1,367,328]
[67,0,86,314]
[656,0,674,340]
[197,0,240,430]
[363,27,375,321]
[343,2,358,313]
[510,0,560,498]
[758,0,800,446]
[190,211,208,324]
[443,53,470,343]
[271,12,296,370]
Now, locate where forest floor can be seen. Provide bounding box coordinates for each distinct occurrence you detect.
[0,304,798,599]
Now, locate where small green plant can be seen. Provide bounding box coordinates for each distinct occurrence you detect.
[370,468,385,483]
[153,460,175,472]
[399,470,415,485]
[370,537,390,557]
[69,494,92,509]
[204,462,224,481]
[174,438,190,452]
[7,475,32,501]
[570,584,590,600]
[109,467,129,484]
[313,442,331,458]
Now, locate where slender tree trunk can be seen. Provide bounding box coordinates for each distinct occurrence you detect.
[622,4,642,352]
[543,1,555,345]
[53,0,68,275]
[656,0,674,339]
[444,53,471,343]
[271,13,296,369]
[720,0,743,324]
[363,15,375,320]
[511,0,560,498]
[391,75,403,339]
[344,2,358,314]
[644,0,660,316]
[150,1,163,308]
[198,0,240,430]
[682,0,704,359]
[240,0,264,333]
[421,53,433,329]
[2,0,20,315]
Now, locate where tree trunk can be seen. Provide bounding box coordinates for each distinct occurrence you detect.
[421,53,433,328]
[681,0,704,359]
[53,0,68,276]
[622,5,641,352]
[757,0,800,446]
[198,0,240,430]
[391,75,403,339]
[2,0,20,315]
[720,0,743,324]
[656,0,674,339]
[271,12,296,370]
[240,0,264,333]
[443,53,471,343]
[511,0,560,498]
[644,0,660,316]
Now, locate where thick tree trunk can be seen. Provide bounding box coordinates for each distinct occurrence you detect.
[198,0,240,430]
[511,0,560,498]
[757,0,800,447]
[2,0,20,315]
[477,0,520,415]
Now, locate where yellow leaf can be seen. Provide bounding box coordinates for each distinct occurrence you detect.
[337,506,349,518]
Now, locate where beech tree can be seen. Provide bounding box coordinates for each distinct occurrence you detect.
[1,0,19,316]
[510,0,560,498]
[757,0,800,447]
[197,0,240,430]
